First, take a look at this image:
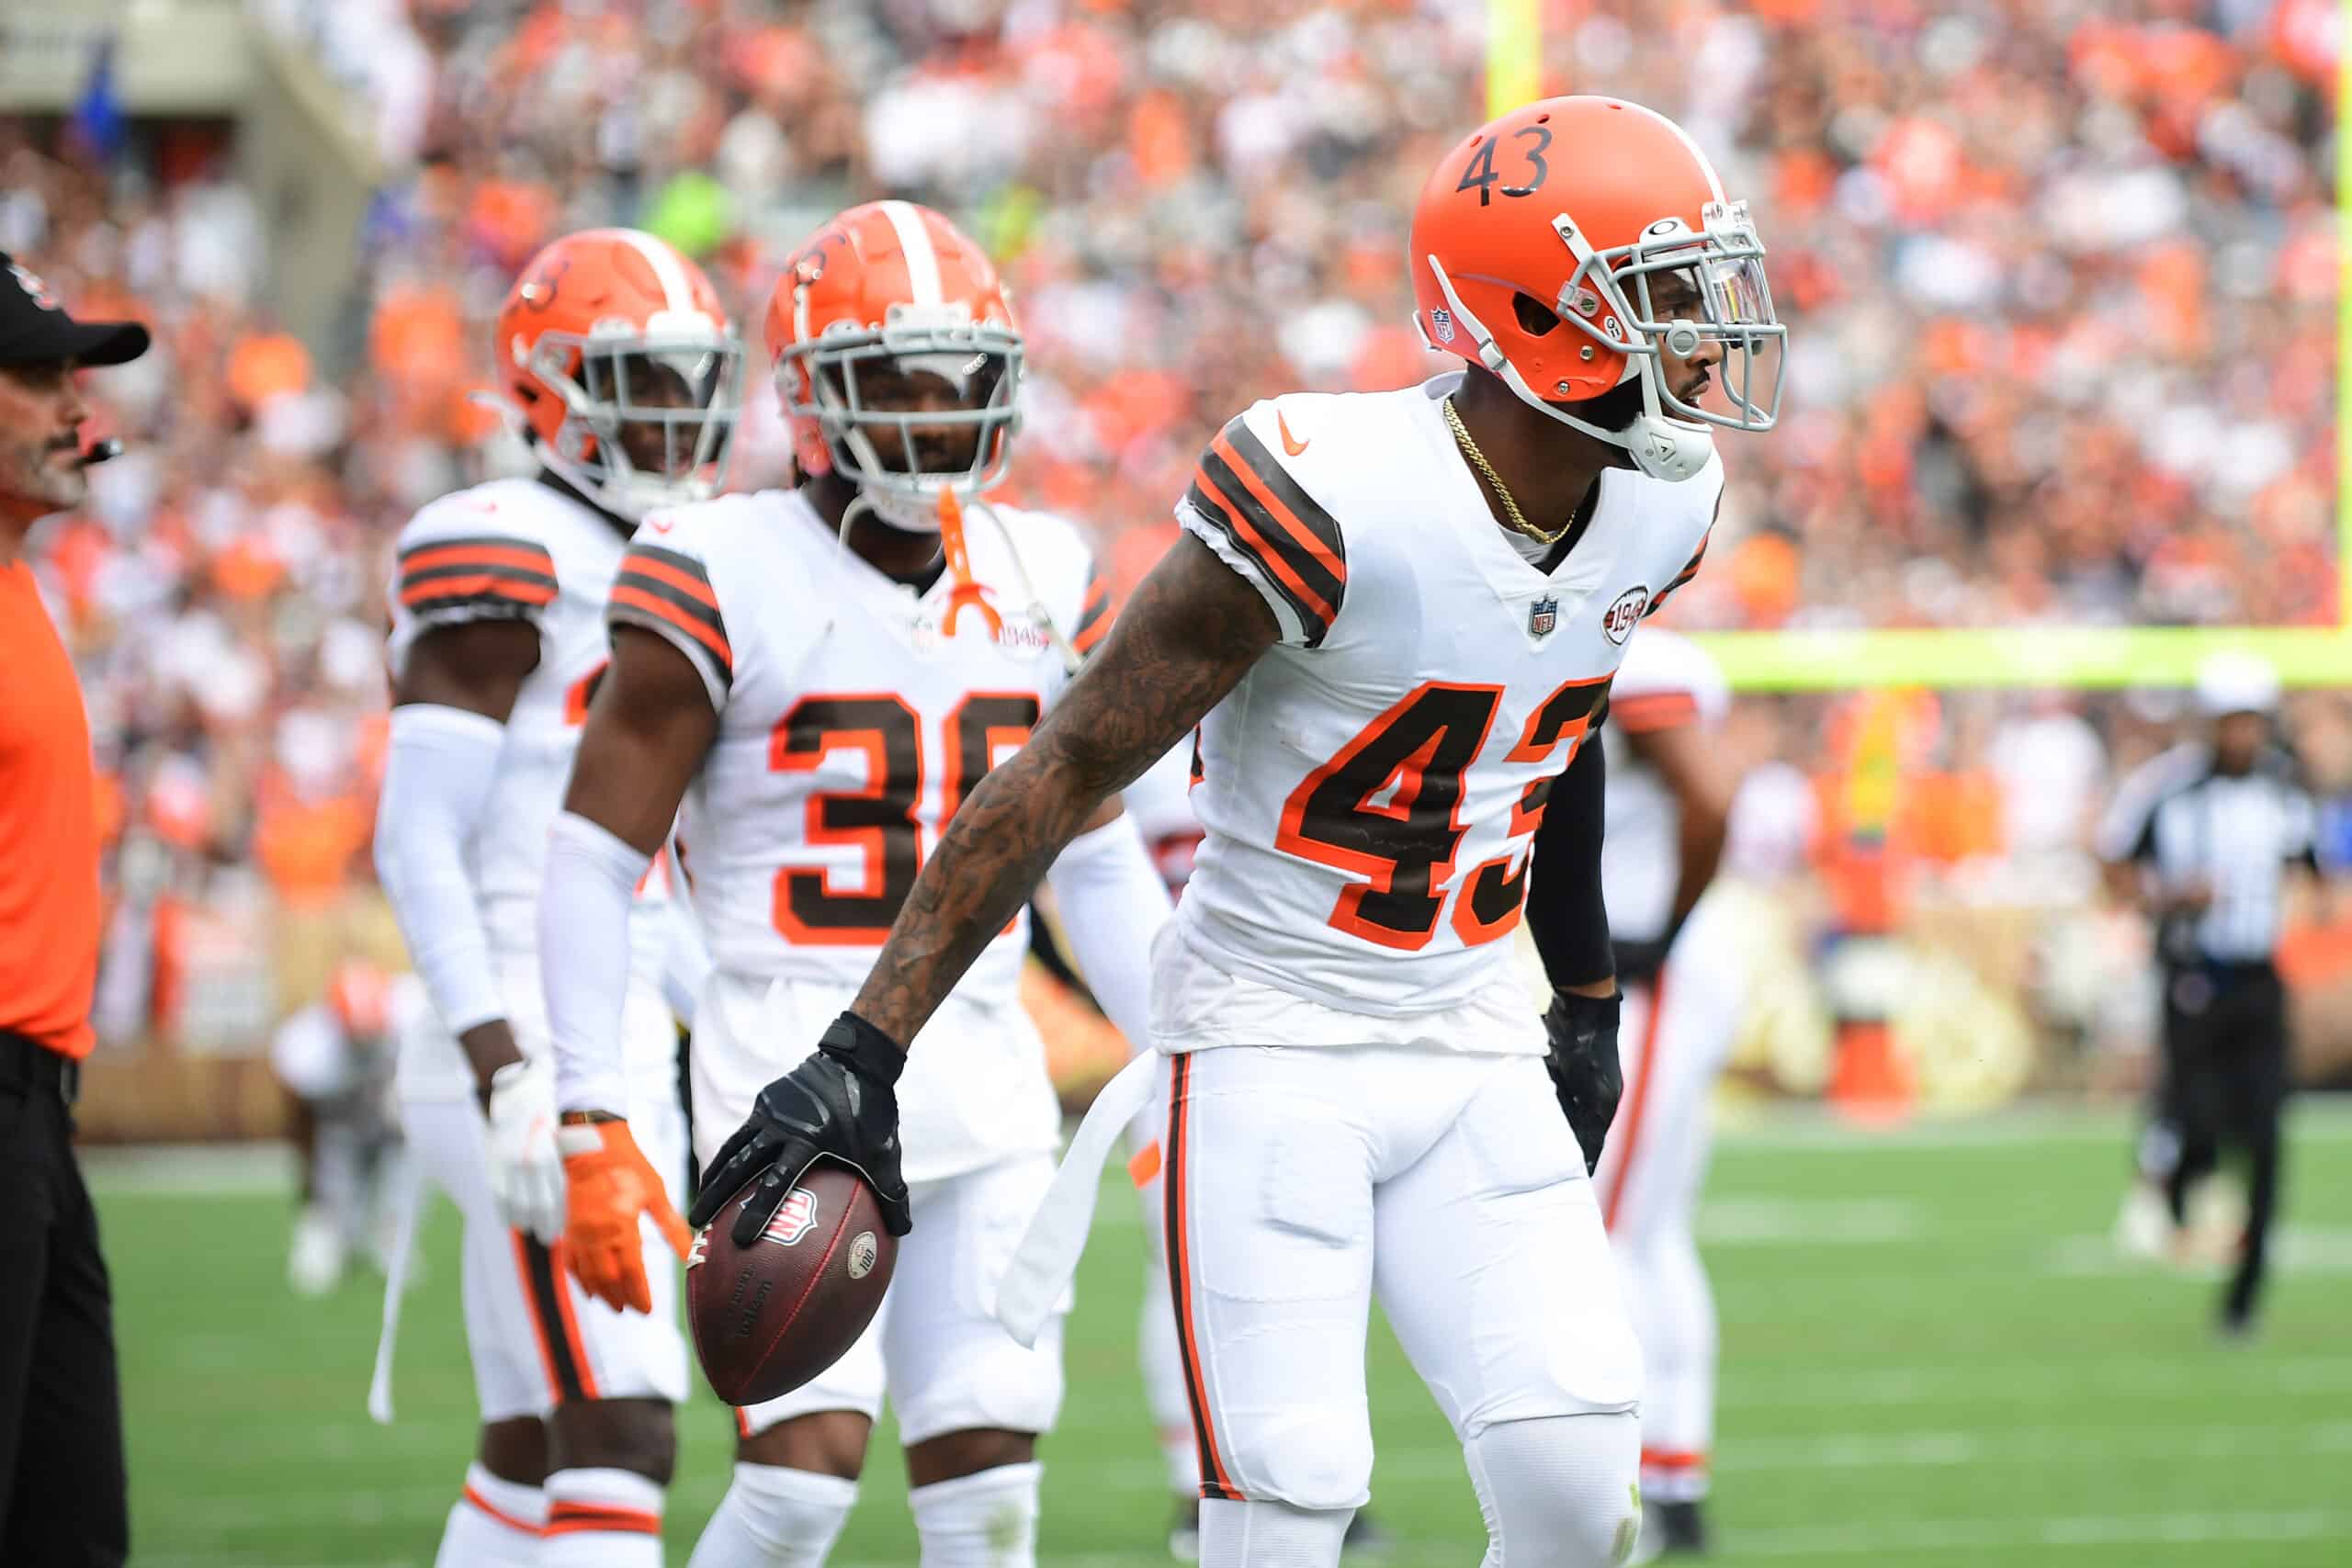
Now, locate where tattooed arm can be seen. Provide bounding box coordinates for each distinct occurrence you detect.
[858,534,1277,1046]
[688,535,1277,1239]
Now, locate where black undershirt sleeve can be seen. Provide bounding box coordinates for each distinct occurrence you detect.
[1524,725,1613,992]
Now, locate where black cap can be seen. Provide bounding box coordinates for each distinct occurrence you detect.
[0,251,150,368]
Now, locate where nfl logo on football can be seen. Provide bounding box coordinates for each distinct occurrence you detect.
[763,1188,819,1247]
[1528,596,1558,638]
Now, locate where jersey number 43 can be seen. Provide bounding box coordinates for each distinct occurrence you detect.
[1274,675,1609,952]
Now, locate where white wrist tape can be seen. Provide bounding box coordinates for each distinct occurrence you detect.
[374,705,508,1035]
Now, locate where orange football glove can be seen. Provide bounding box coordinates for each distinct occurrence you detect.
[556,1118,692,1314]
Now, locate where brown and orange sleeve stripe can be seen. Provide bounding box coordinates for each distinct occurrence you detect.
[1608,690,1702,734]
[397,535,558,622]
[1183,413,1348,648]
[608,542,732,697]
[1646,528,1712,619]
[1071,561,1114,657]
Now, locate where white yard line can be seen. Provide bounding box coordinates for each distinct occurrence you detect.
[83,1142,295,1194]
[2044,1226,2352,1277]
[1710,1418,2352,1472]
[1726,1507,2352,1557]
[1713,1099,2352,1150]
[1719,1354,2352,1409]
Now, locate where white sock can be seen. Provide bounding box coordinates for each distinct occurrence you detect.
[908,1461,1042,1568]
[543,1466,663,1567]
[686,1464,859,1568]
[1198,1497,1352,1568]
[435,1463,544,1567]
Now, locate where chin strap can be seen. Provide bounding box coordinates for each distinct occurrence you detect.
[1425,256,1716,484]
[936,488,1004,638]
[831,486,1081,675]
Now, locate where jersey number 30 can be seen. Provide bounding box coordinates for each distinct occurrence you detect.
[1274,675,1608,951]
[768,693,1041,944]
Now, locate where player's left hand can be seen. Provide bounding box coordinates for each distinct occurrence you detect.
[557,1117,691,1314]
[484,1055,567,1244]
[1544,989,1623,1177]
[689,1011,913,1245]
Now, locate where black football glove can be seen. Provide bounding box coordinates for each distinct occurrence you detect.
[1543,990,1623,1177]
[689,1011,913,1244]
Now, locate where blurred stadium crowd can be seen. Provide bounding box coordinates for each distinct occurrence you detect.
[0,0,2344,1072]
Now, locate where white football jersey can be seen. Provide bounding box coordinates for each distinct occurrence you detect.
[1600,628,1731,946]
[384,477,678,1058]
[1169,376,1719,1046]
[609,487,1107,1173]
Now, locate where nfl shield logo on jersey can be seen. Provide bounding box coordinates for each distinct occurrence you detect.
[1528,596,1558,637]
[763,1188,820,1247]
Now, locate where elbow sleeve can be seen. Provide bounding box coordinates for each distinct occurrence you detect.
[538,810,652,1115]
[374,705,509,1035]
[1525,729,1613,992]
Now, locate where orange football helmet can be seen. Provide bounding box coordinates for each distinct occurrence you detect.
[766,201,1022,532]
[1410,96,1783,482]
[494,228,742,520]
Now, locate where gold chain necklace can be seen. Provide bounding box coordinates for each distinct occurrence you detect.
[1442,397,1567,547]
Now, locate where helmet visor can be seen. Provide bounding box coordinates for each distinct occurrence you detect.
[1610,200,1785,434]
[579,340,742,482]
[785,320,1023,497]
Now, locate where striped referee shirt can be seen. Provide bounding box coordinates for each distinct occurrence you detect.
[2096,743,2319,964]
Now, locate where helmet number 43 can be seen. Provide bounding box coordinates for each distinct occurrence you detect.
[1456,126,1553,207]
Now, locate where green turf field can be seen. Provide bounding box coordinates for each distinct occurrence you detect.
[99,1105,2352,1567]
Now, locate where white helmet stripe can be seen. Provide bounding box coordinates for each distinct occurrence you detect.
[1608,98,1726,204]
[616,228,696,314]
[878,200,944,306]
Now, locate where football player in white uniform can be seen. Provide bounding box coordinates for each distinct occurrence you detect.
[537,201,1171,1568]
[1586,630,1738,1561]
[687,96,1784,1568]
[374,228,738,1567]
[1104,747,1396,1561]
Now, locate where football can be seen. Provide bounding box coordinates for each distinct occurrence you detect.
[685,1162,897,1406]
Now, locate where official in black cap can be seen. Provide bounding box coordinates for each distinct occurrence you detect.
[0,250,145,1567]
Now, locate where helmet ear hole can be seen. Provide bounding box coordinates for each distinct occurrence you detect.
[1512,292,1563,338]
